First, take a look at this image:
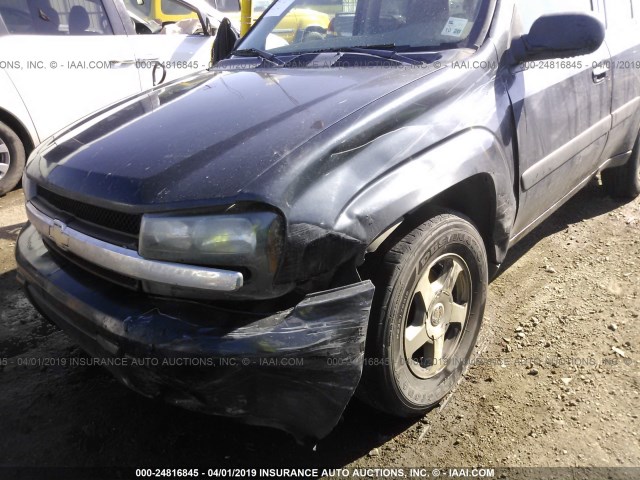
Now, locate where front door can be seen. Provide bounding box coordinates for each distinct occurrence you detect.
[124,0,215,90]
[507,0,612,239]
[598,0,640,163]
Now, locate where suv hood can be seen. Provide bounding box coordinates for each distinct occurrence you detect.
[28,64,435,210]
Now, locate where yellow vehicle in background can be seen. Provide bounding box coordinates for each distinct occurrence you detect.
[251,0,330,43]
[127,0,330,44]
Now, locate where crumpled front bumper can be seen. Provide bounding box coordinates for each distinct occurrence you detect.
[15,224,374,440]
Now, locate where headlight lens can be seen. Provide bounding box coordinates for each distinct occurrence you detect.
[139,211,283,272]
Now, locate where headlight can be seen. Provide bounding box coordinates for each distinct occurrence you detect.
[139,211,283,273]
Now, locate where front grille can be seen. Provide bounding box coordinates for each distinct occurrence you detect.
[44,238,139,291]
[37,187,141,236]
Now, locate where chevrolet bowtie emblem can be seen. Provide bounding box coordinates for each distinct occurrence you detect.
[49,219,70,250]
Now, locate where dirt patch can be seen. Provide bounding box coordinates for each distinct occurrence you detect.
[0,183,638,472]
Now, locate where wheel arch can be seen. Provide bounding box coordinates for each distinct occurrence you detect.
[338,128,517,270]
[0,106,37,158]
[0,71,39,156]
[365,174,499,270]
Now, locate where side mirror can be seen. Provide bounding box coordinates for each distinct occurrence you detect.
[211,18,239,65]
[204,16,216,36]
[511,13,605,63]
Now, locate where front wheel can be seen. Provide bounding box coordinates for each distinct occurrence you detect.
[0,121,26,196]
[358,212,488,416]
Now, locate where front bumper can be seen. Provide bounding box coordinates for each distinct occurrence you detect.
[16,224,374,440]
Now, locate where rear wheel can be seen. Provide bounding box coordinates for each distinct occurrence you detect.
[0,121,26,196]
[359,212,488,416]
[602,132,640,199]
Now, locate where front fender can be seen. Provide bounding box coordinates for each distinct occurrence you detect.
[333,127,516,263]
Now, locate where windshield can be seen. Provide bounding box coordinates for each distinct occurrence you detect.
[238,0,489,55]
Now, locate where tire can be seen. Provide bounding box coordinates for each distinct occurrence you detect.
[358,212,488,417]
[0,121,26,196]
[602,132,640,199]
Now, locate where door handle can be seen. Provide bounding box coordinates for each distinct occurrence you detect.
[152,61,167,87]
[592,65,609,84]
[109,59,136,66]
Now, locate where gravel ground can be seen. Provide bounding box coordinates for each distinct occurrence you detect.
[0,181,638,475]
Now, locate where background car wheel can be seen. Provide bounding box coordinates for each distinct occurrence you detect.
[358,212,488,417]
[601,132,640,199]
[0,121,26,196]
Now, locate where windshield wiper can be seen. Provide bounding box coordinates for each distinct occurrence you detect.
[344,45,423,66]
[289,44,423,66]
[232,48,285,66]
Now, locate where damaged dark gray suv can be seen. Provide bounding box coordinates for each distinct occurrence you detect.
[16,0,640,440]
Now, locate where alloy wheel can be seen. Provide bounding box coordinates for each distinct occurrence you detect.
[0,136,10,181]
[404,253,471,379]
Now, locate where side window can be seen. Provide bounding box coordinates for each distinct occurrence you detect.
[210,0,241,13]
[161,0,194,15]
[0,1,34,34]
[58,0,114,35]
[0,0,113,35]
[605,0,633,27]
[298,0,344,8]
[124,0,152,17]
[253,0,273,13]
[515,0,593,32]
[158,0,207,34]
